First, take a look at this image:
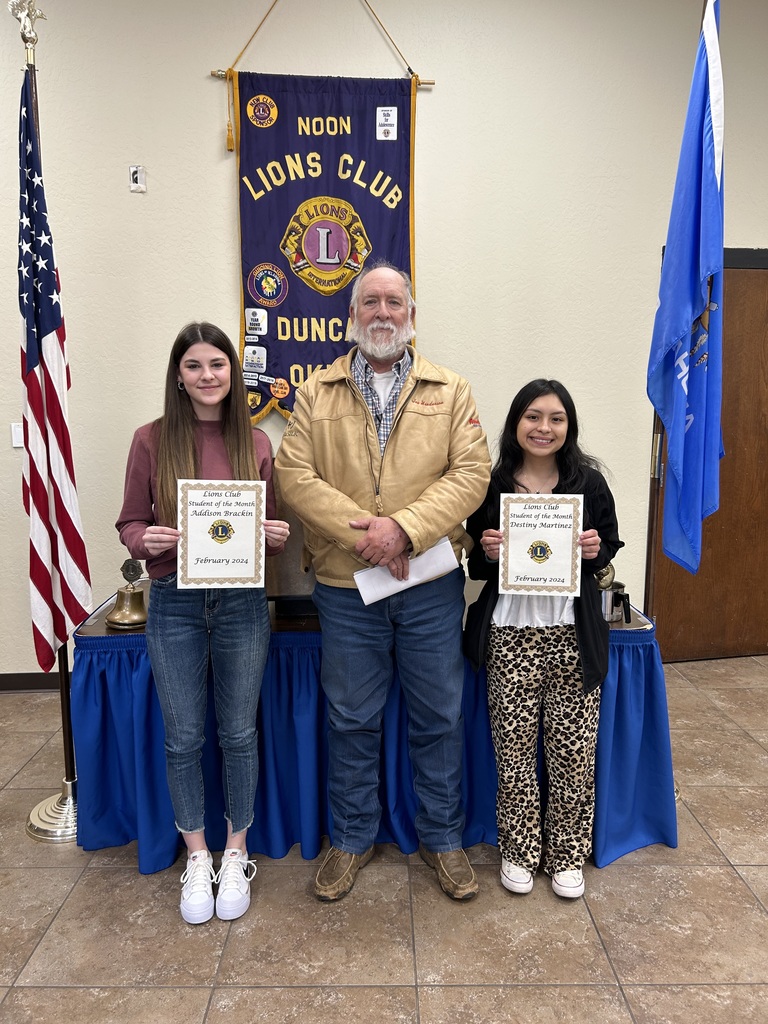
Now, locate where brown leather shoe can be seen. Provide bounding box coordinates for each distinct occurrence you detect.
[314,845,374,901]
[418,844,478,900]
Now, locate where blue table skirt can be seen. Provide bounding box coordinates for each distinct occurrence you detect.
[71,625,677,874]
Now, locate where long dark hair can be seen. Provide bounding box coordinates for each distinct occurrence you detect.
[491,379,600,495]
[153,322,258,526]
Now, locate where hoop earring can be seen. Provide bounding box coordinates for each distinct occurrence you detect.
[177,381,185,391]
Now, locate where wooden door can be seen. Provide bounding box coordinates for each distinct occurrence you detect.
[645,259,768,662]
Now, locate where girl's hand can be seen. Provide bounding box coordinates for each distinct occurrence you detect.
[263,519,290,546]
[579,529,601,561]
[479,528,503,562]
[142,525,181,556]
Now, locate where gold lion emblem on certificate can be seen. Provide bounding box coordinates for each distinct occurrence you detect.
[209,520,235,545]
[528,540,553,564]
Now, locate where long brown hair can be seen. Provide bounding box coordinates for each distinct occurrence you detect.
[154,322,258,526]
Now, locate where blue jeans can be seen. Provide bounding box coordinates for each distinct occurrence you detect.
[145,575,270,835]
[312,568,467,854]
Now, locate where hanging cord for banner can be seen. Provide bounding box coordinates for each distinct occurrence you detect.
[210,0,433,151]
[358,0,434,86]
[229,0,282,72]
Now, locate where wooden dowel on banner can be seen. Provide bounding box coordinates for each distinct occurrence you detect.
[212,66,433,86]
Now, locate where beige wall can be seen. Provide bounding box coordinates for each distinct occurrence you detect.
[1,0,766,675]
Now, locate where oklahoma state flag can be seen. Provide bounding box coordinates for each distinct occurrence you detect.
[234,73,416,422]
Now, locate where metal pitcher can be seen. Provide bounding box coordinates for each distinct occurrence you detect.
[601,582,631,623]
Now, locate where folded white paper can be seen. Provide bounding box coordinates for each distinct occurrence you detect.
[353,536,458,606]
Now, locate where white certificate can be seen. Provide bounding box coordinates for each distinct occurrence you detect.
[177,479,265,588]
[499,493,583,597]
[353,536,458,606]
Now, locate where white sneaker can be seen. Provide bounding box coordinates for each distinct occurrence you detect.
[180,850,216,924]
[215,848,257,921]
[500,860,534,894]
[551,868,585,898]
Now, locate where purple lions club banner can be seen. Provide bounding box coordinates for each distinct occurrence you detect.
[233,73,416,422]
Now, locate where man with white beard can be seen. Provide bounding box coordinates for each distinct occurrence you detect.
[275,262,491,902]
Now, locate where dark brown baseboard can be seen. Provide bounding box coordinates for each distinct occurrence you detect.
[0,673,57,692]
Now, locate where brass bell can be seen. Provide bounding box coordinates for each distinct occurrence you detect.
[594,562,616,590]
[105,559,147,630]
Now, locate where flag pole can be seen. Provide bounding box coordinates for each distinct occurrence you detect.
[26,645,78,843]
[643,410,664,620]
[11,0,79,843]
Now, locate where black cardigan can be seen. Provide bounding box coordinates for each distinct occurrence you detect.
[464,467,624,693]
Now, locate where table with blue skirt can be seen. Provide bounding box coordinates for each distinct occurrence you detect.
[70,599,677,874]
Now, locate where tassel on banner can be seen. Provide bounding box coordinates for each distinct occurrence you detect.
[210,67,235,152]
[226,68,235,152]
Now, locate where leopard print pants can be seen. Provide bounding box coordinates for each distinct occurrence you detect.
[486,622,601,875]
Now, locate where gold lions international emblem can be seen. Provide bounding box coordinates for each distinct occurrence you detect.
[528,540,553,564]
[246,94,278,128]
[209,520,235,544]
[280,196,371,296]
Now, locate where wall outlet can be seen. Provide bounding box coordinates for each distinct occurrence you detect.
[130,165,147,193]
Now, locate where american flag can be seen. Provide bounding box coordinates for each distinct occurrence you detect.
[18,69,92,671]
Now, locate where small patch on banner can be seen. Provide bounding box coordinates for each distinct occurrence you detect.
[376,106,398,140]
[247,95,278,128]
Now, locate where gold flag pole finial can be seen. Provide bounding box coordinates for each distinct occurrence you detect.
[9,0,46,66]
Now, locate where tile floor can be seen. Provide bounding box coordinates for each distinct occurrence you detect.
[0,656,767,1023]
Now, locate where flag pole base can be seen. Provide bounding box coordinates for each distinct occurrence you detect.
[26,778,78,844]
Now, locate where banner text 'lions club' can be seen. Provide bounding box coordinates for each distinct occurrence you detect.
[234,73,415,421]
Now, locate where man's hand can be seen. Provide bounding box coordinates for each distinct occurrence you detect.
[349,516,410,566]
[385,551,410,581]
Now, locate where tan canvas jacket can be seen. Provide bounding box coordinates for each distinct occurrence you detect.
[275,347,491,587]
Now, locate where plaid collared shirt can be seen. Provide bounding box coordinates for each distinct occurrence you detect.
[352,347,412,454]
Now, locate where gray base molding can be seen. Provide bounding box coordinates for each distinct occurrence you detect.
[0,673,57,692]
